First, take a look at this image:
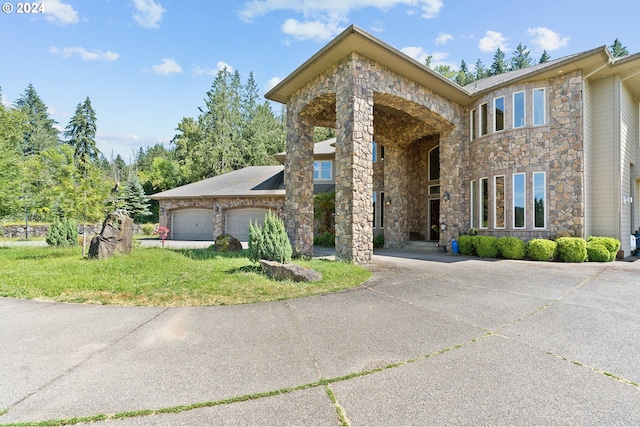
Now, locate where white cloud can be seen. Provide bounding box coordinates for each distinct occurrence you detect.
[238,0,444,41]
[527,27,569,51]
[49,46,119,61]
[217,61,234,72]
[132,0,165,29]
[265,76,282,92]
[400,46,453,68]
[42,0,79,26]
[370,20,384,33]
[479,30,508,53]
[435,32,453,45]
[151,58,182,75]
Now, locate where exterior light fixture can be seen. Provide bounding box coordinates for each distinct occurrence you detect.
[443,192,451,201]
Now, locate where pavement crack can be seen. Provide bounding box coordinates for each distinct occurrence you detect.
[545,351,640,389]
[285,301,324,378]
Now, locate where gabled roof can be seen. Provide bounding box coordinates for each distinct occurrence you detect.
[273,138,336,163]
[151,166,285,199]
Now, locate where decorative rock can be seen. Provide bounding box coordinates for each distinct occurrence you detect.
[213,233,243,252]
[88,210,134,260]
[259,260,322,282]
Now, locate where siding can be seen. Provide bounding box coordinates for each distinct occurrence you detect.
[620,80,638,254]
[589,77,616,237]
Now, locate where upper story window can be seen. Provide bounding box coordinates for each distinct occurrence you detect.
[429,146,440,181]
[372,140,377,162]
[470,108,476,141]
[533,88,546,125]
[513,91,525,128]
[480,103,488,136]
[314,160,332,180]
[494,96,505,132]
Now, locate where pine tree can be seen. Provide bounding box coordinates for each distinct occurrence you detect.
[610,38,629,58]
[490,48,508,75]
[510,43,533,70]
[15,84,59,155]
[539,50,551,64]
[119,173,151,220]
[454,60,474,86]
[65,97,99,167]
[474,59,490,81]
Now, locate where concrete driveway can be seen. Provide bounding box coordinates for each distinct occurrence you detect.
[1,251,639,425]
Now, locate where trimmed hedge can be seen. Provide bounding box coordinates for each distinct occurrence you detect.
[526,239,557,261]
[314,232,336,247]
[587,236,620,262]
[496,236,526,260]
[474,235,499,258]
[555,237,587,263]
[457,235,476,256]
[586,242,611,262]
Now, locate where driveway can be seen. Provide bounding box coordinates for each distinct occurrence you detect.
[1,252,639,425]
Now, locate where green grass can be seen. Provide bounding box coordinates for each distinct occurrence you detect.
[0,246,371,306]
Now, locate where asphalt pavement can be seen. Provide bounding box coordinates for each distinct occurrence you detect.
[1,248,639,425]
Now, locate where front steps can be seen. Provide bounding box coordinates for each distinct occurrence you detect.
[403,240,441,252]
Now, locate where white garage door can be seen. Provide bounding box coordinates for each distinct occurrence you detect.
[172,209,214,241]
[226,209,269,241]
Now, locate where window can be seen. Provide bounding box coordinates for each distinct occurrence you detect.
[470,180,477,229]
[470,109,476,141]
[494,176,505,228]
[513,173,526,228]
[533,172,546,228]
[494,96,505,131]
[513,91,525,128]
[372,141,377,162]
[480,177,489,228]
[372,191,377,228]
[429,185,440,195]
[533,88,546,125]
[380,192,385,228]
[480,103,488,136]
[429,146,440,181]
[380,144,385,161]
[313,161,332,180]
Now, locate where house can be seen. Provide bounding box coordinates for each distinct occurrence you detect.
[155,25,640,264]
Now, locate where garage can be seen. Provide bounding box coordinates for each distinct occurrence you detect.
[171,209,215,240]
[226,208,269,241]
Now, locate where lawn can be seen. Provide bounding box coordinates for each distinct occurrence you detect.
[0,246,371,306]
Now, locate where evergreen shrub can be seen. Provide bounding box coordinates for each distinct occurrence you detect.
[46,218,78,247]
[247,211,292,264]
[142,224,155,236]
[457,235,476,256]
[314,232,336,247]
[587,236,621,261]
[586,242,611,262]
[555,237,587,263]
[496,236,526,260]
[526,239,556,261]
[373,233,385,248]
[474,235,498,258]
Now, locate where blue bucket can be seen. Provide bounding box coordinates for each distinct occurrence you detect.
[451,239,459,254]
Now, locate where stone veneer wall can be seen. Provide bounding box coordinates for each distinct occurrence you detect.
[466,70,585,240]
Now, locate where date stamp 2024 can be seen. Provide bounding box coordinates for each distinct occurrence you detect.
[2,2,45,14]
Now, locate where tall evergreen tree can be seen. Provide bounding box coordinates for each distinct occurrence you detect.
[490,48,508,75]
[0,98,27,218]
[15,84,59,155]
[118,173,151,221]
[510,43,533,70]
[539,50,551,64]
[474,58,490,81]
[454,60,474,86]
[433,64,457,80]
[610,38,629,58]
[65,97,99,166]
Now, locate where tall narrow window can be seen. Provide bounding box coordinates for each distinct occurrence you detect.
[480,177,489,228]
[470,109,476,141]
[429,146,440,181]
[533,88,546,125]
[494,175,505,228]
[494,96,505,131]
[372,191,377,228]
[480,103,488,136]
[513,173,526,228]
[513,91,525,128]
[380,192,385,228]
[470,180,477,229]
[533,172,546,228]
[372,141,377,162]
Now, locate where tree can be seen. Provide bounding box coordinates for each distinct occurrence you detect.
[118,173,151,221]
[490,48,508,76]
[15,84,59,155]
[610,38,629,58]
[539,50,551,64]
[510,43,533,70]
[314,127,336,142]
[433,64,457,80]
[454,60,474,86]
[474,59,490,81]
[0,100,27,218]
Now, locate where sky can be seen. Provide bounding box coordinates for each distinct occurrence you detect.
[1,0,638,162]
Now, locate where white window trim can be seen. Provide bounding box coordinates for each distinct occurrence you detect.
[480,103,488,136]
[480,177,489,229]
[314,160,333,181]
[533,88,546,126]
[494,96,505,132]
[533,171,547,229]
[470,108,476,141]
[513,91,526,128]
[470,180,477,229]
[513,173,526,229]
[494,175,506,229]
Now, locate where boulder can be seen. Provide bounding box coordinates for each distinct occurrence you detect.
[259,260,322,282]
[213,233,243,252]
[88,210,134,260]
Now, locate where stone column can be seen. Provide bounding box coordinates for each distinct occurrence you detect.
[212,203,224,238]
[334,53,374,264]
[439,129,467,248]
[383,144,408,247]
[284,108,315,256]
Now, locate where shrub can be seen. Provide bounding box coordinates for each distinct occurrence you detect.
[373,233,385,248]
[46,218,78,247]
[142,224,155,236]
[586,242,611,262]
[457,235,476,256]
[474,235,498,258]
[314,232,336,247]
[555,237,587,263]
[247,211,292,264]
[496,236,526,260]
[587,236,620,262]
[526,239,556,261]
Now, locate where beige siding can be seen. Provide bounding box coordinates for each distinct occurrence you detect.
[583,80,592,236]
[589,77,617,237]
[621,81,639,254]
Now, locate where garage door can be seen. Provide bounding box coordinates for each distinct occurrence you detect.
[226,209,269,241]
[172,209,214,240]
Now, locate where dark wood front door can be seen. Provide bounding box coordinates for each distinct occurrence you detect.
[429,199,440,241]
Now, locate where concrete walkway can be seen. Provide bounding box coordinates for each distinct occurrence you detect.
[1,251,639,425]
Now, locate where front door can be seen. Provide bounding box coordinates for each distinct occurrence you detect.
[429,199,440,241]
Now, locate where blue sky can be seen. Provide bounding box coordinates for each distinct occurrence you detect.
[1,0,638,162]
